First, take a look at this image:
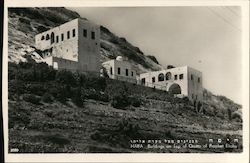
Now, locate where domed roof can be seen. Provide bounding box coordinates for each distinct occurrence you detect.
[116,56,123,61]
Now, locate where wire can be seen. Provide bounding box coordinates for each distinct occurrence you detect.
[225,6,240,17]
[206,7,241,32]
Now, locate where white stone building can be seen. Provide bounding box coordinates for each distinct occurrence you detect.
[139,66,203,103]
[35,18,100,73]
[102,56,137,83]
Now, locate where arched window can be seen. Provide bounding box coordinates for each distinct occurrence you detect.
[46,34,50,40]
[158,73,164,82]
[166,72,171,80]
[51,32,55,44]
[41,35,45,40]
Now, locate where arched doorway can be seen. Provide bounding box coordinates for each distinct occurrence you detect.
[51,32,55,44]
[168,83,181,95]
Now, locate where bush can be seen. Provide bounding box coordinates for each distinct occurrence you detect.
[8,80,26,97]
[22,94,41,104]
[71,87,85,107]
[26,83,45,96]
[9,105,31,128]
[84,89,109,102]
[129,96,141,107]
[42,93,54,103]
[116,119,141,138]
[86,76,106,91]
[74,72,86,87]
[111,94,130,109]
[231,112,242,122]
[56,70,76,86]
[55,85,69,103]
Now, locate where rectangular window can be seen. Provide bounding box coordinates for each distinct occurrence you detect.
[131,71,134,76]
[152,77,155,83]
[126,69,128,76]
[191,74,193,80]
[61,33,64,41]
[67,31,70,39]
[56,36,59,43]
[174,75,178,80]
[198,77,200,83]
[118,67,121,75]
[141,78,145,85]
[83,29,87,37]
[72,29,75,37]
[110,67,113,75]
[91,31,95,39]
[179,74,184,80]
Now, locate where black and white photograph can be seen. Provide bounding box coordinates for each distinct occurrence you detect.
[2,0,249,162]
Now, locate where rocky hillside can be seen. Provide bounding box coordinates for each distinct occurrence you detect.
[8,7,162,74]
[8,61,242,153]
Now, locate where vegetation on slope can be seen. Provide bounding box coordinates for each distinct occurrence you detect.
[8,60,242,153]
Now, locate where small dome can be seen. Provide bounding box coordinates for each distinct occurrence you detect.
[116,56,123,61]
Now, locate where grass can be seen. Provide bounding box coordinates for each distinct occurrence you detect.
[8,61,243,153]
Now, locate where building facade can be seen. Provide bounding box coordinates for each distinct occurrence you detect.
[102,56,137,83]
[139,66,203,103]
[35,18,100,73]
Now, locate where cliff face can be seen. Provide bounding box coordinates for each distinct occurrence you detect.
[8,7,162,74]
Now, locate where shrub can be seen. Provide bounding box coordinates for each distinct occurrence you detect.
[116,119,141,138]
[22,94,41,104]
[55,85,69,103]
[74,72,86,87]
[8,105,31,128]
[109,37,119,44]
[42,93,54,103]
[8,80,26,97]
[231,112,242,122]
[19,61,34,69]
[26,83,45,96]
[56,70,76,86]
[165,130,175,139]
[37,25,49,33]
[71,87,85,107]
[13,60,56,82]
[129,96,141,107]
[147,55,159,64]
[86,76,106,91]
[111,94,130,109]
[227,108,232,120]
[84,89,109,102]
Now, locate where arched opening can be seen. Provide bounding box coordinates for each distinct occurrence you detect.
[51,32,55,44]
[41,35,45,40]
[166,72,171,80]
[158,73,164,82]
[46,34,50,40]
[168,83,181,95]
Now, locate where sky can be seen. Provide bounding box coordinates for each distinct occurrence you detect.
[69,7,242,104]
